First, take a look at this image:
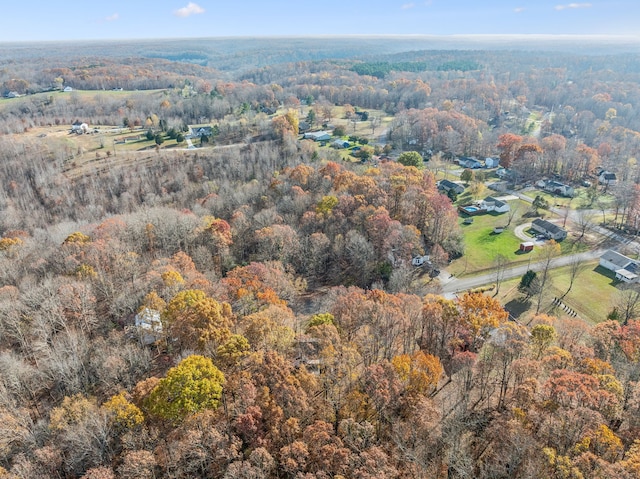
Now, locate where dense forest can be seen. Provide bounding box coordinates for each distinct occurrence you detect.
[1,37,640,478]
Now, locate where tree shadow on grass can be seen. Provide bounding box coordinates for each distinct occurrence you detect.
[477,230,501,244]
[504,298,531,319]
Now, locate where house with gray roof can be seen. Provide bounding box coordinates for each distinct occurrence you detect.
[303,131,332,141]
[600,250,640,283]
[438,179,465,195]
[531,219,567,241]
[541,180,575,198]
[599,171,617,186]
[481,196,510,213]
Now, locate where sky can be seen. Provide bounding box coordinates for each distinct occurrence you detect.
[1,1,639,42]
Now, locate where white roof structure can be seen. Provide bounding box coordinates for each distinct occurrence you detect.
[134,308,163,345]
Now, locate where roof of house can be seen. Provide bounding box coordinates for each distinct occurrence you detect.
[460,156,480,162]
[616,269,638,281]
[601,172,617,180]
[439,179,463,190]
[484,196,507,208]
[546,180,568,189]
[532,218,566,235]
[304,131,331,139]
[601,250,636,269]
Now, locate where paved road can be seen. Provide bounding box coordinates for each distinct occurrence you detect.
[511,188,640,250]
[437,185,640,297]
[439,248,607,297]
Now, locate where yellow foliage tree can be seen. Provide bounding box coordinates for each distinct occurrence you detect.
[49,394,98,432]
[457,292,509,346]
[140,291,166,313]
[163,289,233,351]
[392,351,443,398]
[145,355,225,422]
[102,392,144,430]
[63,232,91,245]
[161,270,185,288]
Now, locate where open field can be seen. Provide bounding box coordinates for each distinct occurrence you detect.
[0,88,167,111]
[450,212,524,276]
[448,197,589,274]
[493,260,619,324]
[526,186,615,210]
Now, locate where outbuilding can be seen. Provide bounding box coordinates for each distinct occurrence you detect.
[520,241,535,252]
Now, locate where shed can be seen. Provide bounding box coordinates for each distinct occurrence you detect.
[520,241,535,252]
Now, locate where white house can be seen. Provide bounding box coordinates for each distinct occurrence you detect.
[134,308,163,345]
[599,171,617,186]
[481,196,510,213]
[412,255,431,267]
[71,121,89,134]
[495,167,513,179]
[303,131,331,141]
[484,157,500,168]
[63,86,73,92]
[599,250,640,283]
[191,126,213,137]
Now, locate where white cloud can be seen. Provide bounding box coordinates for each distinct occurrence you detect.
[174,2,205,17]
[514,7,525,13]
[554,3,592,11]
[105,13,119,22]
[402,3,415,10]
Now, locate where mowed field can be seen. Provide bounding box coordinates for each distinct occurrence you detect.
[492,260,620,324]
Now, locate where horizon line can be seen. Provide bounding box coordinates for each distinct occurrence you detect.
[2,33,640,45]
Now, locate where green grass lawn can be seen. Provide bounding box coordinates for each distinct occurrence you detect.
[450,197,591,277]
[527,187,615,210]
[494,260,620,324]
[450,210,526,276]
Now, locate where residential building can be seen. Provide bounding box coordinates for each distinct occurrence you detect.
[458,156,482,169]
[331,139,350,149]
[191,126,213,137]
[599,250,640,283]
[438,179,465,195]
[531,218,567,241]
[481,196,510,213]
[540,180,575,197]
[484,157,500,168]
[133,308,163,345]
[599,171,617,186]
[303,131,332,141]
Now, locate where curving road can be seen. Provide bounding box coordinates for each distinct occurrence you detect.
[439,248,607,297]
